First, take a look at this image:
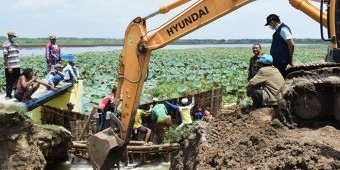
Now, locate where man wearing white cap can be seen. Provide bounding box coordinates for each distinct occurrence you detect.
[2,30,20,99]
[165,95,195,130]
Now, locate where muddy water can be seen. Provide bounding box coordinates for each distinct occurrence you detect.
[48,158,170,170]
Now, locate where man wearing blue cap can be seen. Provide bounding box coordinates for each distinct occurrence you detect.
[246,54,285,108]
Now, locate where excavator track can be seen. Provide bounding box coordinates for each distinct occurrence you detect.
[277,63,340,124]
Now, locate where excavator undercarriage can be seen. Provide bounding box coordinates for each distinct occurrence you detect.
[277,63,340,125]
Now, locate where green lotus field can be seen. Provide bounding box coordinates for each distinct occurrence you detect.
[0,45,328,111]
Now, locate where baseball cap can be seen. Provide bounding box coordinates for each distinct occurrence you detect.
[50,35,57,40]
[54,63,64,68]
[259,54,273,65]
[7,30,17,37]
[264,14,280,26]
[181,98,188,104]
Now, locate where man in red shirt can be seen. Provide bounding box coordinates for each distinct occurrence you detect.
[96,87,116,132]
[45,35,61,73]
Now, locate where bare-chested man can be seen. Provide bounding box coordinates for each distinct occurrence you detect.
[14,68,57,102]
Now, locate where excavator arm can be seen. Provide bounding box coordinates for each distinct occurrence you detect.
[88,0,336,169]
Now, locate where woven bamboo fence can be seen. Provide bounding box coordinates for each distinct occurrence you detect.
[40,88,223,141]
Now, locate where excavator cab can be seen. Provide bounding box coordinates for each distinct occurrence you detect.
[323,0,340,62]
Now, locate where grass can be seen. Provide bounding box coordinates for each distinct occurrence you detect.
[4,104,30,118]
[164,123,197,143]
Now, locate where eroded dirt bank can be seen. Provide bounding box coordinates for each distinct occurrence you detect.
[0,111,72,170]
[170,107,340,170]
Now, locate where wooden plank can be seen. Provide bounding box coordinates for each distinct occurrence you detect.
[78,107,97,141]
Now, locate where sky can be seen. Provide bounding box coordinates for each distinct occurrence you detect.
[1,0,324,39]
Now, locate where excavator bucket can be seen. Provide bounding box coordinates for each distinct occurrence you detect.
[87,128,124,169]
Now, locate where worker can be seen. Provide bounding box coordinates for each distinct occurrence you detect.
[247,43,263,81]
[14,68,57,102]
[63,60,80,83]
[67,102,74,111]
[246,54,285,108]
[150,98,171,144]
[46,63,65,88]
[133,108,152,145]
[203,106,213,121]
[194,106,204,121]
[265,14,295,77]
[45,35,61,73]
[96,86,116,132]
[2,30,20,100]
[165,96,195,130]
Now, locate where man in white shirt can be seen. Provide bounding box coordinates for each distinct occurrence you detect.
[63,60,79,83]
[2,30,20,99]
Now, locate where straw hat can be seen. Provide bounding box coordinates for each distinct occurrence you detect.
[7,30,17,37]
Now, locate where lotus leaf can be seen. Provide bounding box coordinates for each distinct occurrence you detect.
[177,84,187,93]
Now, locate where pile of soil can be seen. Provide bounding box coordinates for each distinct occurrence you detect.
[170,107,340,170]
[0,110,72,169]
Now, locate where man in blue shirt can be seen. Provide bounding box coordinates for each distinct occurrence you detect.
[46,63,64,88]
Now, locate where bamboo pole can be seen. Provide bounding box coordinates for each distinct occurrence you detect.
[73,141,87,148]
[78,107,97,140]
[127,143,179,152]
[72,141,179,153]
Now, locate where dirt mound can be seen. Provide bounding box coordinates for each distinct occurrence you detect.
[0,111,72,170]
[170,107,340,170]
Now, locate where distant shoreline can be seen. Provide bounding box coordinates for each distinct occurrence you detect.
[0,37,326,48]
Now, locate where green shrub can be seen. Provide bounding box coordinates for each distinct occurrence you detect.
[164,123,196,143]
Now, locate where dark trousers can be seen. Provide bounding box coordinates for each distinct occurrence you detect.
[52,74,63,86]
[96,104,115,133]
[248,86,263,108]
[96,109,107,133]
[274,63,288,78]
[5,68,20,97]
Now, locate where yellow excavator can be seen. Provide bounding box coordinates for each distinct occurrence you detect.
[87,0,340,169]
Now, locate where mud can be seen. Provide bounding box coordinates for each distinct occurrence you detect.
[0,110,72,170]
[170,107,340,170]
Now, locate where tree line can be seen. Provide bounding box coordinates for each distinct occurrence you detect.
[0,37,325,47]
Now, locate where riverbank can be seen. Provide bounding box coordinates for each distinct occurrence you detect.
[0,36,326,48]
[0,107,72,169]
[3,103,340,169]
